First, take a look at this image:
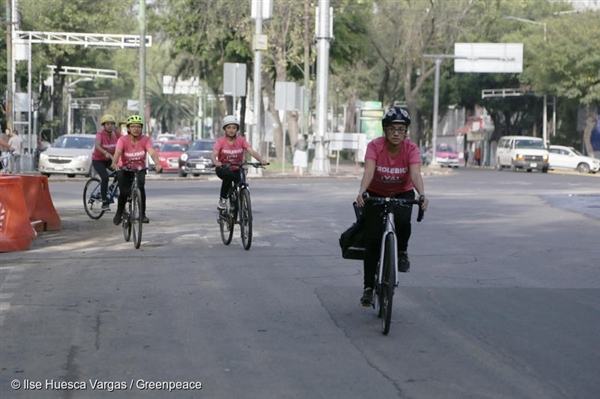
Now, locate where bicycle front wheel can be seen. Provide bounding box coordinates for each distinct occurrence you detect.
[122,203,132,242]
[239,188,253,250]
[132,188,143,249]
[83,178,104,219]
[381,233,396,335]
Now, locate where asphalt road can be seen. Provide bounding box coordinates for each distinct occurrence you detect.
[1,168,599,399]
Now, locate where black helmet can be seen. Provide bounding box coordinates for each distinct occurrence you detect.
[382,106,411,128]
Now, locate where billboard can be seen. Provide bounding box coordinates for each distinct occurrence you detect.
[454,43,523,73]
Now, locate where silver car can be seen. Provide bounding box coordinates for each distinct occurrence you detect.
[38,134,96,177]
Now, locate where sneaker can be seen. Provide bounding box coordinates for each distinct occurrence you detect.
[398,251,410,273]
[101,201,110,211]
[142,215,150,224]
[113,210,123,226]
[360,287,374,307]
[218,198,227,210]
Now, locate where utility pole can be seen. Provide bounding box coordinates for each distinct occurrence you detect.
[303,0,310,137]
[311,0,332,175]
[139,0,146,134]
[253,0,262,158]
[6,0,13,131]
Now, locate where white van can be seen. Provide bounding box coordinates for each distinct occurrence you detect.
[495,136,549,173]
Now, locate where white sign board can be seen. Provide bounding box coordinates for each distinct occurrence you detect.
[163,76,201,95]
[454,43,523,73]
[223,63,247,97]
[275,82,298,111]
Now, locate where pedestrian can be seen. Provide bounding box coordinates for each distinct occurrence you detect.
[463,149,469,167]
[293,134,308,176]
[8,129,24,173]
[474,147,482,167]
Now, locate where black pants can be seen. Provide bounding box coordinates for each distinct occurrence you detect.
[216,167,241,199]
[116,169,146,216]
[92,160,113,202]
[363,190,414,289]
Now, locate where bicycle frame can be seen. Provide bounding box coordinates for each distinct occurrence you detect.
[378,206,400,288]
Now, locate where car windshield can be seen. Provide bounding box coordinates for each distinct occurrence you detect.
[53,136,95,149]
[515,139,544,149]
[190,141,215,151]
[436,145,455,152]
[570,148,584,156]
[161,143,188,152]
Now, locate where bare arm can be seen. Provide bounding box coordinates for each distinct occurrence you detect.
[146,147,163,172]
[356,159,376,207]
[210,149,221,167]
[245,147,266,164]
[409,163,428,211]
[94,139,111,160]
[110,148,122,170]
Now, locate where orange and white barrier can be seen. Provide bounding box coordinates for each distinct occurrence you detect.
[0,176,38,252]
[0,175,62,252]
[19,175,61,232]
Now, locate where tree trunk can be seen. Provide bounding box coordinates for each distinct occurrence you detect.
[583,105,596,158]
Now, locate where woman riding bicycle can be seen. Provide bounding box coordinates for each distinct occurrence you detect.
[92,114,122,211]
[356,106,429,306]
[110,115,163,226]
[210,115,267,210]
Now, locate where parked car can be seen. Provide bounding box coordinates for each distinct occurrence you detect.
[148,140,190,172]
[178,139,216,177]
[496,135,549,172]
[155,133,177,142]
[430,143,459,168]
[38,134,95,177]
[548,145,599,174]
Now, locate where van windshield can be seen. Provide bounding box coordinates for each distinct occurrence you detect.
[515,139,544,149]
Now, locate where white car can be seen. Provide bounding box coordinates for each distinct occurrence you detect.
[38,134,96,177]
[548,145,599,174]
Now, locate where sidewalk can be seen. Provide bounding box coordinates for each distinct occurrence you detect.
[258,159,454,179]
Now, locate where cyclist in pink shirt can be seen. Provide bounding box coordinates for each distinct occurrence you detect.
[211,115,267,209]
[110,115,162,225]
[356,106,429,306]
[92,114,122,211]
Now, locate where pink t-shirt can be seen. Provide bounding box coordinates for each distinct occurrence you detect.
[365,137,421,196]
[115,135,153,169]
[92,130,122,161]
[213,136,250,170]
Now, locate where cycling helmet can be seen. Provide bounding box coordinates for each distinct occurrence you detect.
[222,115,239,129]
[126,114,144,126]
[101,114,116,125]
[381,106,411,128]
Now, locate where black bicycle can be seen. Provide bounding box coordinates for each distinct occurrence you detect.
[83,170,119,219]
[121,166,153,249]
[212,161,268,250]
[364,195,424,335]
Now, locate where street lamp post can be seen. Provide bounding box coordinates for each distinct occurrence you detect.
[65,77,92,134]
[504,16,550,146]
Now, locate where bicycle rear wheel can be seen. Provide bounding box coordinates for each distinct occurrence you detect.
[122,202,132,242]
[83,178,104,219]
[381,233,396,335]
[131,188,143,249]
[239,188,253,250]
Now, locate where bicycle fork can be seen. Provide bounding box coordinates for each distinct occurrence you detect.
[377,211,399,288]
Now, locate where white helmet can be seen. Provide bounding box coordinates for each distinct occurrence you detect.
[222,115,239,129]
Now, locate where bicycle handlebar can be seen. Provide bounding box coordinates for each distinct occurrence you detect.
[208,161,270,169]
[364,195,425,222]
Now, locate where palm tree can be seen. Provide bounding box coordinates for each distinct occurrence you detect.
[147,76,195,135]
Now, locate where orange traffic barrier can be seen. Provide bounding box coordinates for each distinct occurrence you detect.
[19,175,61,232]
[0,176,37,252]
